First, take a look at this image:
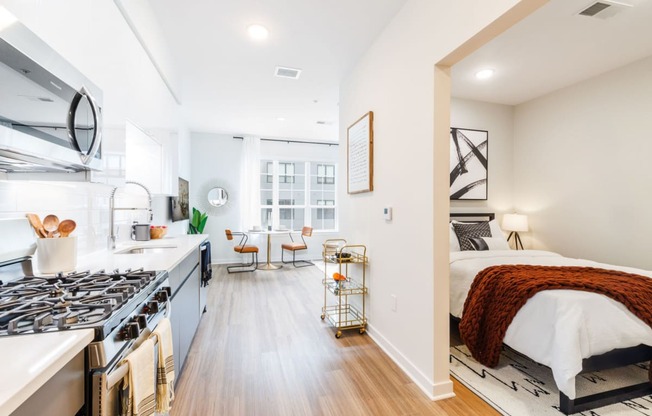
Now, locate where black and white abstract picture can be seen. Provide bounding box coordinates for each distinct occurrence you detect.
[450,128,488,200]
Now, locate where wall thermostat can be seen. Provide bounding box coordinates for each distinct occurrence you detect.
[384,207,392,221]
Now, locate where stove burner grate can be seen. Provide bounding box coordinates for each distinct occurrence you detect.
[0,268,163,336]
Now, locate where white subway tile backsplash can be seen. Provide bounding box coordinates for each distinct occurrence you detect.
[0,191,17,212]
[0,180,179,258]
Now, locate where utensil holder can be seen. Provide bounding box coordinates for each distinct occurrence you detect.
[36,236,77,273]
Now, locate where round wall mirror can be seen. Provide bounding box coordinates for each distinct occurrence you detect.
[207,187,228,207]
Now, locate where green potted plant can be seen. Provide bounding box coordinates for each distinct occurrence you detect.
[188,207,208,234]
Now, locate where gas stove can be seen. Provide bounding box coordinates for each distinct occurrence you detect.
[0,262,169,340]
[0,218,175,415]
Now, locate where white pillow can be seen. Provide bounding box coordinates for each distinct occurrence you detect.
[482,237,510,250]
[449,223,461,251]
[488,219,507,242]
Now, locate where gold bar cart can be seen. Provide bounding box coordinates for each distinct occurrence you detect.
[320,239,368,338]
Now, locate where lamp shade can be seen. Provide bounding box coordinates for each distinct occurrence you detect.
[502,213,529,232]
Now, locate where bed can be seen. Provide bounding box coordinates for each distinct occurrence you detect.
[449,213,652,414]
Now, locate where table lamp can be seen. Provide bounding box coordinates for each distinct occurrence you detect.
[502,213,528,250]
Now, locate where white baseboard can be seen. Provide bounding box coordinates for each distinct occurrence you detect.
[213,258,241,265]
[366,323,455,401]
[432,380,455,400]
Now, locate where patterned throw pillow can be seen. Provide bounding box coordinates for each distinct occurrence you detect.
[452,222,491,251]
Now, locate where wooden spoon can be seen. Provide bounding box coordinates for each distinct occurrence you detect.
[58,219,76,237]
[26,213,47,238]
[43,214,60,238]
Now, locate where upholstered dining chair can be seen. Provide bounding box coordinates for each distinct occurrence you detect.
[225,229,259,273]
[281,226,314,268]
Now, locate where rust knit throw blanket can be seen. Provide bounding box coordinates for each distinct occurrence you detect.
[459,265,652,368]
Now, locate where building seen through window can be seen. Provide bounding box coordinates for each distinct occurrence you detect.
[260,160,337,231]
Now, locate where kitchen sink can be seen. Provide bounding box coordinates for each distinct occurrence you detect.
[116,245,177,254]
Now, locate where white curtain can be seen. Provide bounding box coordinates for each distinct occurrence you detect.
[239,137,261,231]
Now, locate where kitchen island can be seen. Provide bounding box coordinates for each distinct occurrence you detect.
[0,233,208,415]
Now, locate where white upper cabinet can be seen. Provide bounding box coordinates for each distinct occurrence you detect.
[89,127,127,187]
[125,120,178,196]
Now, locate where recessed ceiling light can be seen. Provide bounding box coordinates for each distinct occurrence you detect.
[247,24,269,41]
[277,117,285,121]
[475,69,495,80]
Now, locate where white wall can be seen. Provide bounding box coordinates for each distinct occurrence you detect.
[513,55,652,269]
[450,98,515,216]
[339,0,524,399]
[190,133,243,263]
[190,133,339,263]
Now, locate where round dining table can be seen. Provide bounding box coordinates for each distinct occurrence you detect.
[248,229,288,270]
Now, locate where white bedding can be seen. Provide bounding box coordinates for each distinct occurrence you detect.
[450,250,652,399]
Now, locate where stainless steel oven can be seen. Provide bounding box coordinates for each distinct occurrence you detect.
[0,9,103,173]
[0,220,177,415]
[88,277,171,416]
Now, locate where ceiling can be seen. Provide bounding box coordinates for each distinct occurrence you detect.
[148,0,407,142]
[452,0,652,105]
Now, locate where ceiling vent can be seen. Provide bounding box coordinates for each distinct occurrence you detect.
[274,66,302,79]
[577,1,632,19]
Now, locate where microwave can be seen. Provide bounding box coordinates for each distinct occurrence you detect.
[0,15,103,173]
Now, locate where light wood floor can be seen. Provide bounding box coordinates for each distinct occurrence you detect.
[171,264,498,416]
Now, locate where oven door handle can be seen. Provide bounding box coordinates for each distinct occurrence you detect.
[106,361,130,390]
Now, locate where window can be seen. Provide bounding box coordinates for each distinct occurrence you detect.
[267,162,295,183]
[317,164,335,184]
[259,160,337,231]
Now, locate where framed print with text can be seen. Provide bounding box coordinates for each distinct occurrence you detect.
[347,111,374,194]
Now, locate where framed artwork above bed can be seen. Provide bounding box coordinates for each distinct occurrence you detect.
[450,127,488,200]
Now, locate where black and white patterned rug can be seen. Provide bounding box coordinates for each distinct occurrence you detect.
[450,344,652,415]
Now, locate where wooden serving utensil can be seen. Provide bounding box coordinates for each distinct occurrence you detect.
[26,213,47,238]
[58,219,76,237]
[43,214,60,238]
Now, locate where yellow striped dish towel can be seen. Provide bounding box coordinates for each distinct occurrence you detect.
[151,317,175,413]
[121,338,156,416]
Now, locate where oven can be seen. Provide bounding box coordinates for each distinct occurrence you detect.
[0,262,171,416]
[0,219,177,415]
[88,274,170,416]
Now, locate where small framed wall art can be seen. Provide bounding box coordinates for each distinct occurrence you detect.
[347,111,374,194]
[450,127,488,200]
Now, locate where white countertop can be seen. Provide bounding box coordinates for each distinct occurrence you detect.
[76,233,208,273]
[0,233,208,414]
[0,329,94,415]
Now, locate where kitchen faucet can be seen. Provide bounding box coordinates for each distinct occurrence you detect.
[108,181,153,249]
